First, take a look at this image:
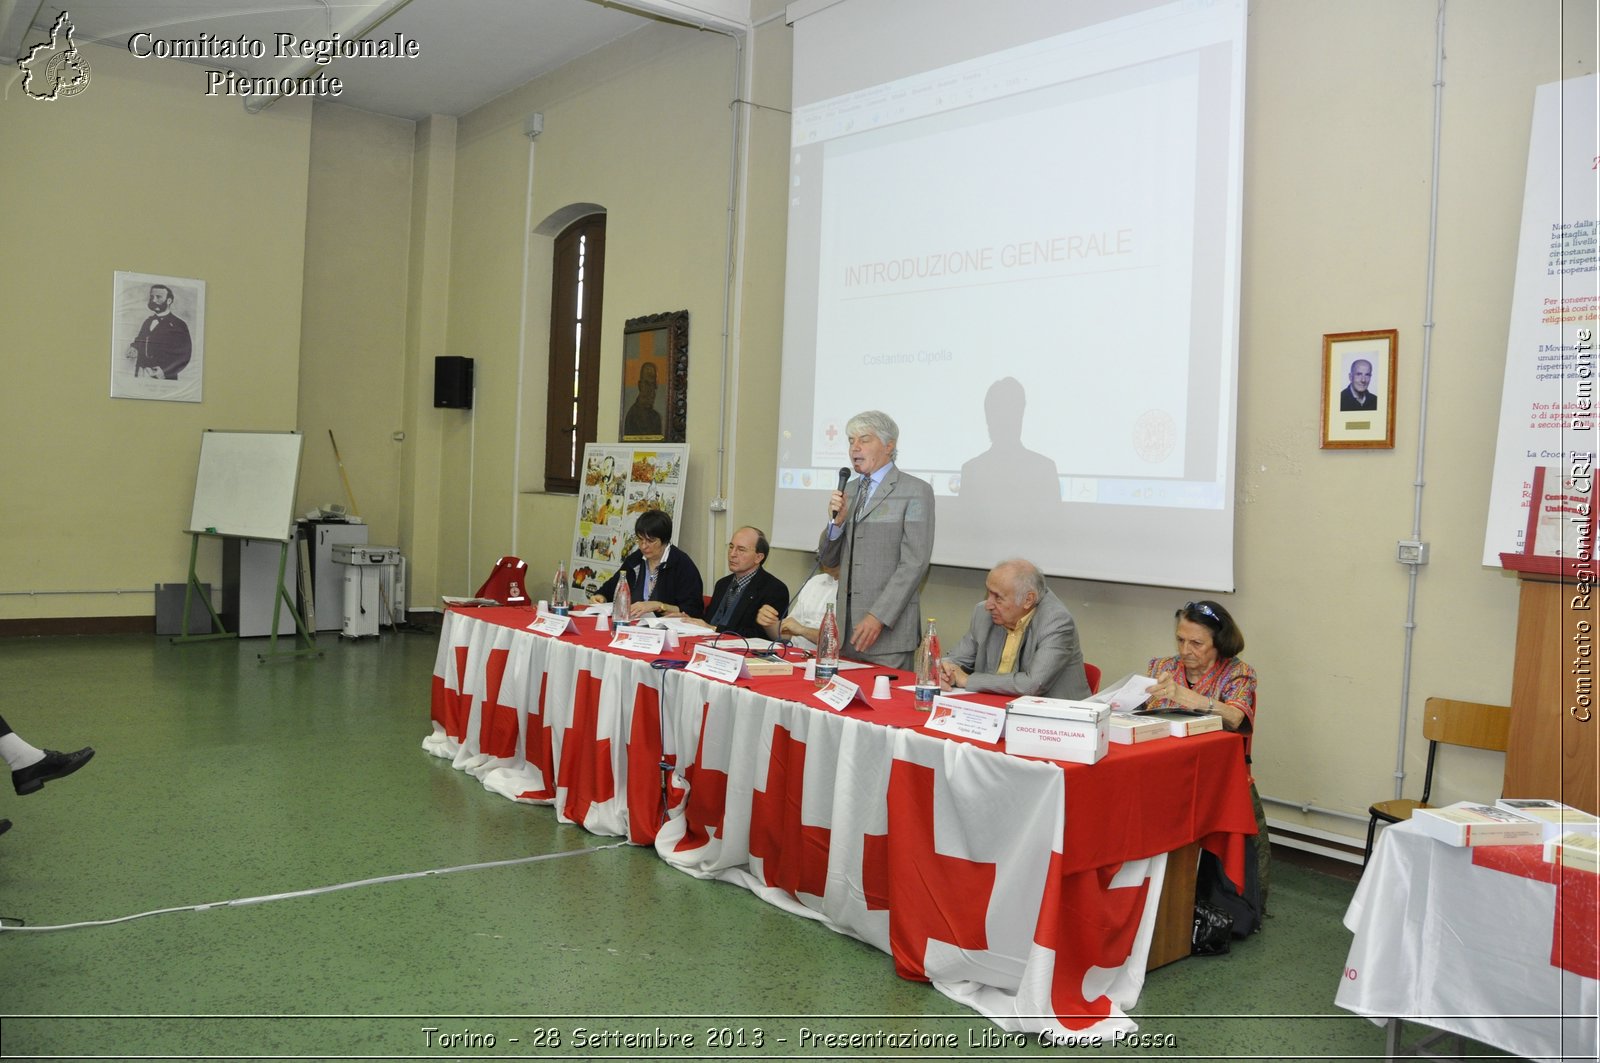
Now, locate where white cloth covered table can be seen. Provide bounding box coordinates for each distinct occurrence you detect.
[1337,819,1598,1062]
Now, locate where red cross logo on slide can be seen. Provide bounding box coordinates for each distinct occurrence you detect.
[748,727,832,898]
[558,669,614,824]
[862,759,996,980]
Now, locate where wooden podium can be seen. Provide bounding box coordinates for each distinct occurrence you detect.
[1499,467,1599,814]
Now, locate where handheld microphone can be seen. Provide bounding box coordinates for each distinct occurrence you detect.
[829,466,851,521]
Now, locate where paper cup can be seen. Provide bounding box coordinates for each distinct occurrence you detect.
[872,675,891,700]
[595,613,610,632]
[804,659,817,680]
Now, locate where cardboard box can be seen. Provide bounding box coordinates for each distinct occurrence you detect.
[1005,697,1108,765]
[1108,712,1169,745]
[1411,802,1542,847]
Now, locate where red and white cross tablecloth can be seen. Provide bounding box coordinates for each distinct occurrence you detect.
[424,607,1257,1040]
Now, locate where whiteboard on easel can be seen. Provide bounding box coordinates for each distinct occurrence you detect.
[187,430,303,541]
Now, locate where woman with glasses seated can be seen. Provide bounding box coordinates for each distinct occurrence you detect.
[590,509,705,620]
[1145,599,1270,918]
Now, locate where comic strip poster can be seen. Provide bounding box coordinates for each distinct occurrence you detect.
[568,443,689,596]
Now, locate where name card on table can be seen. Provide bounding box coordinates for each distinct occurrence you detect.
[685,643,748,684]
[610,625,667,656]
[527,612,576,637]
[813,676,868,713]
[925,696,1006,744]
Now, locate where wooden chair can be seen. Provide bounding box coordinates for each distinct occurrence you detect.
[1084,662,1102,694]
[1364,697,1511,865]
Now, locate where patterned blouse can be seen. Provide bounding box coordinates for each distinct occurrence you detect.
[1145,654,1258,752]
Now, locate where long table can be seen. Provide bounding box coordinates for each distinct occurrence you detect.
[1337,819,1598,1062]
[425,607,1257,1039]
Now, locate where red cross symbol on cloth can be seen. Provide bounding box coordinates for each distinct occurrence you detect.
[477,647,518,758]
[1033,851,1152,1029]
[862,759,996,980]
[625,683,670,844]
[748,726,832,898]
[558,669,614,825]
[517,671,555,801]
[431,644,472,741]
[674,702,729,853]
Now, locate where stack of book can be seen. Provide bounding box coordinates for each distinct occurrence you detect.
[1140,710,1223,737]
[1107,713,1169,745]
[1543,831,1599,873]
[1410,801,1542,847]
[1494,798,1600,841]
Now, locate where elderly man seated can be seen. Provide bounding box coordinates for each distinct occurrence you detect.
[938,558,1089,700]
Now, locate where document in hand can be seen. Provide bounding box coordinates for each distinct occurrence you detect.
[1085,674,1159,714]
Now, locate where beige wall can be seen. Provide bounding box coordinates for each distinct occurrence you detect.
[298,102,415,549]
[2,2,1591,845]
[0,41,312,616]
[442,21,743,595]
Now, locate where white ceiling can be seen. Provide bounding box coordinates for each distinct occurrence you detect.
[5,0,753,120]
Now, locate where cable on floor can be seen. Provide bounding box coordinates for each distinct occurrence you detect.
[0,840,630,934]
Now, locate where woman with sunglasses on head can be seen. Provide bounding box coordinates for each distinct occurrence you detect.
[1145,599,1270,918]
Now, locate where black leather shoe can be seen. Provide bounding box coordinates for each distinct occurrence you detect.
[0,818,11,837]
[13,747,94,796]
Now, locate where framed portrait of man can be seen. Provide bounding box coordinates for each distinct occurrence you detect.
[620,310,687,443]
[111,271,205,403]
[1321,329,1397,449]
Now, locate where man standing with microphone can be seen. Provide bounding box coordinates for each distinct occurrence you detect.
[818,411,935,669]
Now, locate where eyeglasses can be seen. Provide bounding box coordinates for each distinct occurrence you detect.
[1185,601,1222,625]
[636,535,661,546]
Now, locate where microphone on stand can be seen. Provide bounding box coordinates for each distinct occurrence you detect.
[829,466,851,522]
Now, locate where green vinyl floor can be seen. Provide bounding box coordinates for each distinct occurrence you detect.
[0,628,1454,1061]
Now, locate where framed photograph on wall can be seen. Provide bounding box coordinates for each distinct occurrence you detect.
[620,309,688,443]
[1321,329,1396,449]
[110,271,205,403]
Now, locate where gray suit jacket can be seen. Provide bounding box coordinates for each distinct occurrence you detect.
[947,589,1089,700]
[817,465,935,657]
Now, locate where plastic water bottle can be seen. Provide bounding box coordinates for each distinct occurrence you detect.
[914,618,940,710]
[815,603,841,686]
[551,562,569,616]
[613,572,632,626]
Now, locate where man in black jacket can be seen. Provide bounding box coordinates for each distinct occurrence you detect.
[698,526,789,639]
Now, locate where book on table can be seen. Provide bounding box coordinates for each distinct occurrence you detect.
[1140,711,1223,737]
[1543,831,1599,873]
[1410,801,1542,847]
[1108,712,1169,744]
[1494,798,1600,841]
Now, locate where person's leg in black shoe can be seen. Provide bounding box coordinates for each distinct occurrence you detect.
[0,713,94,798]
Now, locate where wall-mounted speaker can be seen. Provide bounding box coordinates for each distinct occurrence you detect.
[434,356,474,409]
